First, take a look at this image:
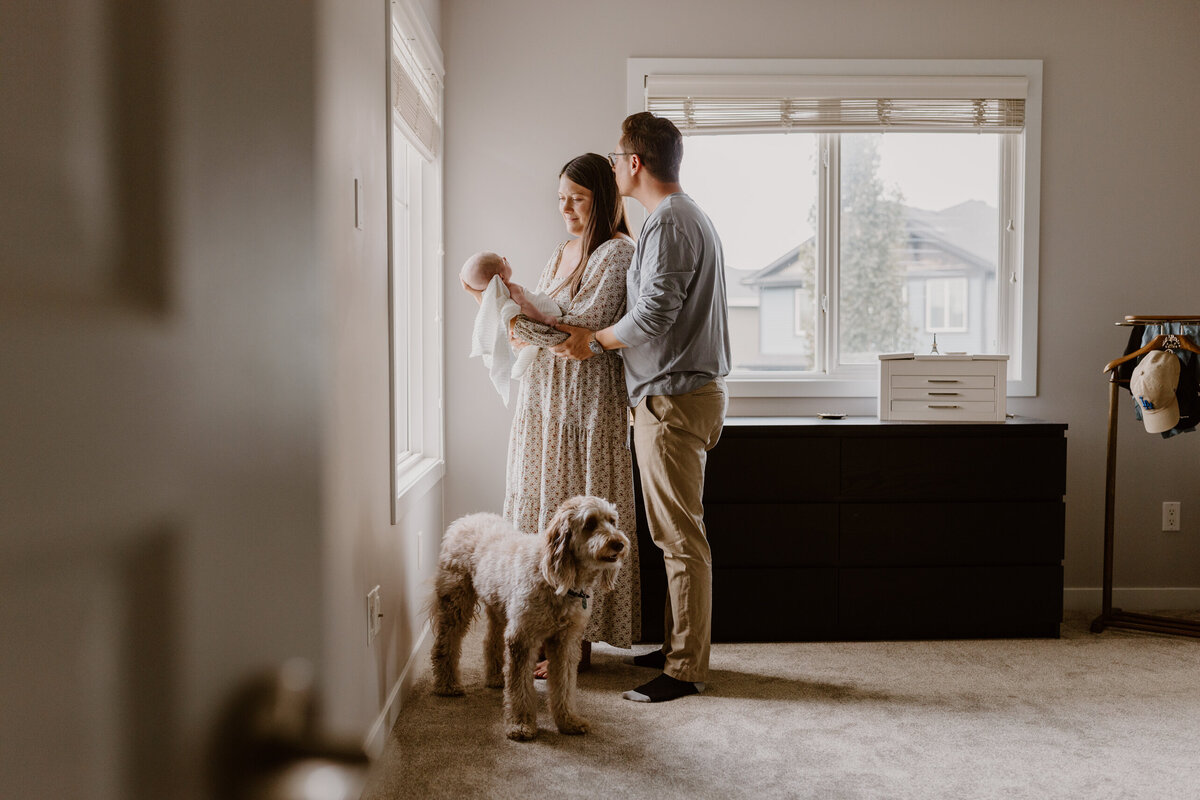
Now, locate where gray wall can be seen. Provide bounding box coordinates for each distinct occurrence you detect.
[442,0,1200,604]
[316,0,444,745]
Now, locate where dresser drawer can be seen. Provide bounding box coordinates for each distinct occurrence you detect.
[704,436,839,501]
[891,375,996,390]
[712,568,838,641]
[839,565,1064,639]
[890,387,997,401]
[840,501,1065,565]
[707,503,838,566]
[887,399,998,421]
[840,434,1067,501]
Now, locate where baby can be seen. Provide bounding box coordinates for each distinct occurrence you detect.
[461,251,562,405]
[459,250,560,326]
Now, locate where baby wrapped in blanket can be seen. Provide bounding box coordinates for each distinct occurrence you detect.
[461,250,561,405]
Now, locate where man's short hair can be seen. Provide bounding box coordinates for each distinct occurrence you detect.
[621,112,682,183]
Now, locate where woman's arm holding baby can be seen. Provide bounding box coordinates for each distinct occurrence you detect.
[506,283,560,327]
[509,316,568,348]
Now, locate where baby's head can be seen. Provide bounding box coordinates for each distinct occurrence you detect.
[460,251,511,291]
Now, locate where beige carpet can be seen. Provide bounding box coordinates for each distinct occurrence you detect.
[362,613,1200,799]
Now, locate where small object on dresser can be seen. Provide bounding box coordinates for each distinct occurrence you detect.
[878,353,1009,422]
[817,412,846,420]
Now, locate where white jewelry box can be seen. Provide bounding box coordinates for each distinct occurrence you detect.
[878,353,1009,422]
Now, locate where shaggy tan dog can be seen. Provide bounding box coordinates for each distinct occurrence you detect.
[429,495,629,741]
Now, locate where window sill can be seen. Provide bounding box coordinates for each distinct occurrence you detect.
[394,455,444,524]
[728,375,876,398]
[727,375,1035,399]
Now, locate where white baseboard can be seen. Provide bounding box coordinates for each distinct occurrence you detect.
[363,620,432,759]
[1063,587,1200,612]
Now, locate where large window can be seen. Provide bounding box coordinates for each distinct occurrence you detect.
[389,0,444,519]
[627,59,1042,397]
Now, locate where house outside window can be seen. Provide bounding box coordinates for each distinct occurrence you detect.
[925,276,969,334]
[627,59,1042,397]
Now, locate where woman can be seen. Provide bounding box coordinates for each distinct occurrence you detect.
[505,153,640,672]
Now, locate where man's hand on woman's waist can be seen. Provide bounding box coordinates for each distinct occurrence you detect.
[551,323,627,361]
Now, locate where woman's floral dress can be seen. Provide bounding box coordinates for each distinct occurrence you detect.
[505,237,640,647]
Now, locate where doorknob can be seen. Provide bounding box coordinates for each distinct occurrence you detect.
[209,659,369,800]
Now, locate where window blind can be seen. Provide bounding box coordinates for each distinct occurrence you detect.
[392,31,441,159]
[645,74,1027,134]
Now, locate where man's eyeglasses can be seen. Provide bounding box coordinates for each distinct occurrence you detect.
[606,152,637,167]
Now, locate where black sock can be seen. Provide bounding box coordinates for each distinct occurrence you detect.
[632,649,667,669]
[622,673,703,703]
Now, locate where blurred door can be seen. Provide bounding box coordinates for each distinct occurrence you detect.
[0,2,180,797]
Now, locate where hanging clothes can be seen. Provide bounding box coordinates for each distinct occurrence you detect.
[1116,323,1200,438]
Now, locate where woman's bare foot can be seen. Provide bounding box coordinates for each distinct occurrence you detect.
[534,641,591,679]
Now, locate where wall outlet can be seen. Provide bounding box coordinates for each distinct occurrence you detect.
[367,586,382,645]
[1163,502,1181,532]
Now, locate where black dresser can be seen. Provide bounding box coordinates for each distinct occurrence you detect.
[634,416,1067,642]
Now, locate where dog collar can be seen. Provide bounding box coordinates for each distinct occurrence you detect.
[566,588,590,609]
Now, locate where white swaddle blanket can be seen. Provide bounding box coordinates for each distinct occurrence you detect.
[470,275,561,405]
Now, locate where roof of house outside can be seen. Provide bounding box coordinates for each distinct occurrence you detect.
[739,243,812,289]
[725,266,763,303]
[905,200,998,268]
[737,201,998,289]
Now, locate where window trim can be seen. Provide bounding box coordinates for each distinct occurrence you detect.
[626,58,1042,398]
[389,0,445,522]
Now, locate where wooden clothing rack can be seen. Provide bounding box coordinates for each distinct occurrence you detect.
[1091,315,1200,637]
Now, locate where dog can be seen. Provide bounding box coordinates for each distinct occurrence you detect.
[429,495,629,741]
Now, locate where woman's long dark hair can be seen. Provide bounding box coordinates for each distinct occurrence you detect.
[550,153,631,298]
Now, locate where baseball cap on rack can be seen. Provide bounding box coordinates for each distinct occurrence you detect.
[1130,350,1181,434]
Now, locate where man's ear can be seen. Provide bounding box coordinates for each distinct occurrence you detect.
[628,153,642,175]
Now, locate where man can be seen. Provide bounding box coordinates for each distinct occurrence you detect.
[552,112,730,703]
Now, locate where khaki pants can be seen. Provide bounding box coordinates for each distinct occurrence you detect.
[632,377,727,683]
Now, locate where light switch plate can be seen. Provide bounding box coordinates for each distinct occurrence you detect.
[367,585,382,644]
[354,178,364,230]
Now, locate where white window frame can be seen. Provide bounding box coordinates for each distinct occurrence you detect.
[925,276,970,333]
[793,287,807,337]
[389,0,445,522]
[626,58,1042,399]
